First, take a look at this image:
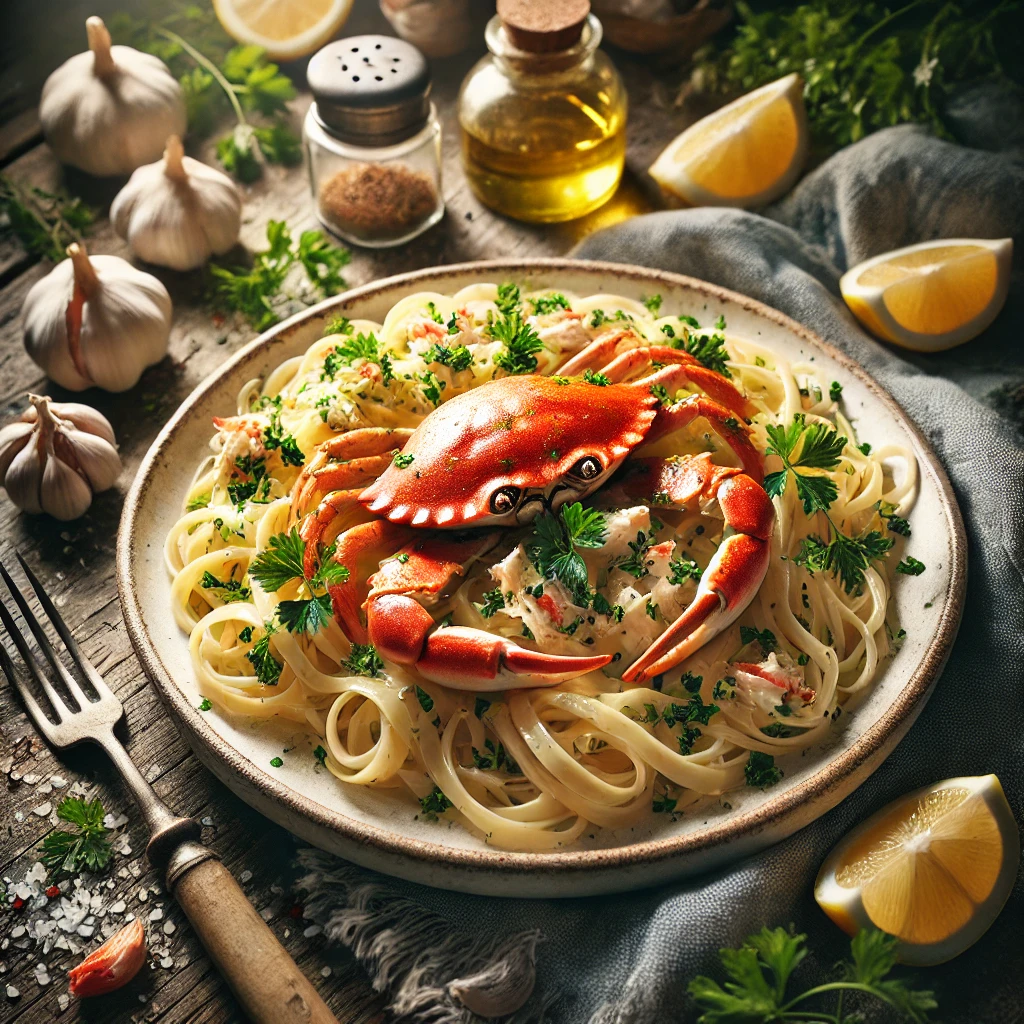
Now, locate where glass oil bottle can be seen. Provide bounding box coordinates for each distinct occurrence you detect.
[457,0,628,224]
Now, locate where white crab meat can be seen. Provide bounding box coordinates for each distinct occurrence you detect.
[536,312,591,355]
[732,652,814,716]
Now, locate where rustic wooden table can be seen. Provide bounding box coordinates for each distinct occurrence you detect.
[0,3,697,1022]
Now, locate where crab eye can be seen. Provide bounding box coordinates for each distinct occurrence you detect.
[570,456,602,480]
[490,486,521,515]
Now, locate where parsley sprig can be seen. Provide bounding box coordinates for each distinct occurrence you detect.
[248,528,350,635]
[39,798,113,878]
[767,415,894,594]
[211,220,350,330]
[0,175,93,263]
[321,331,394,386]
[491,310,545,376]
[689,925,936,1023]
[530,503,607,607]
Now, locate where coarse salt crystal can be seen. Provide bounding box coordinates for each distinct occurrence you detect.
[103,812,129,830]
[50,776,67,788]
[201,816,214,827]
[148,909,163,922]
[5,984,18,999]
[10,929,25,940]
[320,966,331,978]
[22,773,41,785]
[110,900,126,914]
[58,993,69,1010]
[36,784,52,796]
[162,921,175,936]
[33,963,50,985]
[160,957,173,969]
[303,925,321,937]
[138,889,148,902]
[259,908,274,922]
[31,803,52,817]
[77,925,95,939]
[14,812,24,823]
[239,870,252,883]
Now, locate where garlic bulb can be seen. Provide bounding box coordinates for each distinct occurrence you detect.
[22,243,172,393]
[0,395,121,521]
[40,17,187,177]
[111,136,243,270]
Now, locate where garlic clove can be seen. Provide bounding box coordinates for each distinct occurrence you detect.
[5,438,45,514]
[110,135,243,271]
[41,455,93,522]
[43,402,117,447]
[64,429,122,493]
[447,931,541,1018]
[0,422,35,480]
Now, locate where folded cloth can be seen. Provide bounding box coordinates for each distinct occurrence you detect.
[298,85,1024,1023]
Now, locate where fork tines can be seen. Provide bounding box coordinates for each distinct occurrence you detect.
[0,553,120,745]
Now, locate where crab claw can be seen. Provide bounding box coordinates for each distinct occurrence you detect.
[622,532,770,684]
[416,627,612,690]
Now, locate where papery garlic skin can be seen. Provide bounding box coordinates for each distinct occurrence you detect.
[0,395,122,521]
[40,17,187,177]
[22,243,172,393]
[111,136,243,270]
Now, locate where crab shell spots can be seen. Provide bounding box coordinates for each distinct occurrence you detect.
[359,376,660,527]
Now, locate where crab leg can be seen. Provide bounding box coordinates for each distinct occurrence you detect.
[602,346,756,421]
[298,488,379,580]
[363,534,612,691]
[618,453,774,684]
[557,329,640,376]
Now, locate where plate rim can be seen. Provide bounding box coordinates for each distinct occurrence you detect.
[116,257,967,879]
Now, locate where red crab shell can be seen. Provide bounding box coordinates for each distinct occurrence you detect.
[359,376,658,527]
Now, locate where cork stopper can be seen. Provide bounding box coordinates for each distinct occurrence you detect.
[497,0,591,53]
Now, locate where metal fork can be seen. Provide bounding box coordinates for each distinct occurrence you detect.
[0,554,339,1024]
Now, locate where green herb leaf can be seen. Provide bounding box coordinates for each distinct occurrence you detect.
[38,798,113,878]
[247,627,282,685]
[0,176,94,263]
[896,556,926,576]
[418,786,452,821]
[491,310,545,376]
[495,282,521,315]
[739,626,777,656]
[343,643,384,678]
[745,751,782,788]
[423,342,474,372]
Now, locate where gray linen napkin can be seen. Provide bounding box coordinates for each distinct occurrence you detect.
[298,84,1024,1024]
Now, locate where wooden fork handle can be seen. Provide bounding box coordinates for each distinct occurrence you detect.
[166,841,340,1024]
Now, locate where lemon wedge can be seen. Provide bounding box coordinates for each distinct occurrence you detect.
[649,73,808,209]
[815,775,1019,965]
[213,0,354,62]
[840,237,1013,352]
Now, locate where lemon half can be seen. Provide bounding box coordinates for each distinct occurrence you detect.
[815,775,1019,965]
[649,73,808,209]
[840,238,1013,352]
[213,0,354,62]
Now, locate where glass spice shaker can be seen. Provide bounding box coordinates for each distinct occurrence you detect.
[458,0,628,223]
[304,35,444,248]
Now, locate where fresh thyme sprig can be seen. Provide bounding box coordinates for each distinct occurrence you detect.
[0,176,94,263]
[689,925,936,1023]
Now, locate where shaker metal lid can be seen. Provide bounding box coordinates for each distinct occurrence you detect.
[307,35,431,144]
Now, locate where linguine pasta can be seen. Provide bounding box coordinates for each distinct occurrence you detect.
[167,283,917,851]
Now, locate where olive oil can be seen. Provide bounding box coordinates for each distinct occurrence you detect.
[458,4,628,224]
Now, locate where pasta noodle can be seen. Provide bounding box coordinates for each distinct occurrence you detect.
[167,283,917,851]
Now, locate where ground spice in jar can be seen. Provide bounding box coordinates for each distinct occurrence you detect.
[319,162,439,242]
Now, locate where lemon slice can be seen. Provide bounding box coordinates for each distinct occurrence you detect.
[649,73,807,209]
[213,0,354,62]
[840,238,1013,352]
[815,775,1019,965]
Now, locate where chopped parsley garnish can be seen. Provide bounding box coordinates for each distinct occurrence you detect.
[270,756,283,768]
[495,281,521,315]
[229,454,271,507]
[829,380,843,402]
[652,793,677,813]
[474,697,491,719]
[425,301,444,324]
[418,370,446,406]
[491,309,544,376]
[646,600,660,620]
[590,309,608,328]
[186,492,211,512]
[668,556,702,585]
[248,528,349,635]
[530,292,569,315]
[878,500,912,537]
[246,626,282,686]
[591,591,624,621]
[661,692,720,728]
[322,316,352,336]
[739,625,778,656]
[896,556,926,576]
[471,739,520,774]
[200,570,251,604]
[795,530,894,596]
[478,587,508,618]
[418,786,452,820]
[677,327,732,377]
[393,453,415,468]
[415,686,434,712]
[238,626,254,643]
[423,341,474,372]
[39,797,113,878]
[198,698,213,711]
[858,441,872,455]
[261,406,304,467]
[650,383,674,407]
[616,525,661,580]
[681,671,703,694]
[320,331,394,386]
[643,294,663,314]
[530,502,607,607]
[313,745,328,766]
[745,750,782,788]
[583,368,611,386]
[343,643,384,677]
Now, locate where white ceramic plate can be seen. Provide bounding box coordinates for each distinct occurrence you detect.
[117,260,966,898]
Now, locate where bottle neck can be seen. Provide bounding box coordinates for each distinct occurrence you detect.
[485,13,602,80]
